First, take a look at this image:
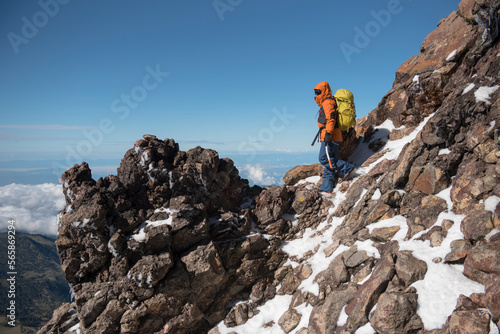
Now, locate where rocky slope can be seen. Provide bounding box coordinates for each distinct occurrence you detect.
[40,0,499,333]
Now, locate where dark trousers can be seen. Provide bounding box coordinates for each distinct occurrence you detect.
[318,141,353,192]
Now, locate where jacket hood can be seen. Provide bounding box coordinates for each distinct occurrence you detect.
[314,81,333,107]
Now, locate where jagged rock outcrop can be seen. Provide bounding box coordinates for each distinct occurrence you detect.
[40,136,284,334]
[41,0,500,333]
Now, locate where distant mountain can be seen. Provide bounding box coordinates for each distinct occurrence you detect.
[0,232,71,332]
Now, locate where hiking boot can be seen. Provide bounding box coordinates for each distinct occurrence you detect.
[341,167,360,182]
[318,189,336,197]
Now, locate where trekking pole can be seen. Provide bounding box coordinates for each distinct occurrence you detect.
[325,142,333,169]
[311,129,320,146]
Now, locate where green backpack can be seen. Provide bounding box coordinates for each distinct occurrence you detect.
[334,89,356,132]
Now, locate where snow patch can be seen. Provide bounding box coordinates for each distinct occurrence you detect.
[354,239,380,259]
[337,305,348,327]
[475,85,499,104]
[446,49,457,61]
[68,323,81,334]
[462,83,475,95]
[295,175,321,188]
[129,207,178,243]
[350,114,435,170]
[108,240,118,257]
[484,196,500,213]
[487,120,496,133]
[217,295,293,334]
[394,186,485,329]
[355,322,376,333]
[438,148,451,155]
[371,189,381,201]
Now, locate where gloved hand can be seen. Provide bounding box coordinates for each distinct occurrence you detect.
[324,132,331,143]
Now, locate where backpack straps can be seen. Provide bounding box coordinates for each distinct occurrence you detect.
[324,97,339,129]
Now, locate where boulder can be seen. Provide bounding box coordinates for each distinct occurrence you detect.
[395,251,428,286]
[283,164,322,185]
[448,309,492,334]
[405,194,448,238]
[278,308,302,333]
[445,239,473,263]
[370,290,423,334]
[484,274,500,318]
[308,285,358,334]
[253,186,290,226]
[342,254,396,332]
[461,210,494,242]
[464,240,500,284]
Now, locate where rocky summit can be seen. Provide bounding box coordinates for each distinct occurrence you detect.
[41,0,499,333]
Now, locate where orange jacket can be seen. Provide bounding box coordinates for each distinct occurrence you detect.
[315,81,342,142]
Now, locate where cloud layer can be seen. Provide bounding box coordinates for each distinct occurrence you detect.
[0,164,286,236]
[238,164,280,186]
[0,183,65,236]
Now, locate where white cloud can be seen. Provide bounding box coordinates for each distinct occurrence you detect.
[238,164,279,186]
[0,183,65,236]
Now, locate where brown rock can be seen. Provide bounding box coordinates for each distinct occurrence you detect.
[458,0,476,22]
[392,136,425,188]
[344,254,396,332]
[395,251,428,286]
[308,285,358,334]
[278,309,301,333]
[339,128,360,161]
[461,210,494,242]
[396,10,476,81]
[370,291,423,334]
[364,204,392,226]
[442,219,455,232]
[406,195,448,238]
[163,303,205,334]
[448,309,491,334]
[181,242,225,284]
[411,165,450,195]
[283,164,322,185]
[292,188,321,215]
[417,226,447,247]
[86,299,126,334]
[352,260,376,284]
[128,252,174,288]
[370,226,401,242]
[344,248,370,268]
[224,303,250,327]
[445,239,473,263]
[451,159,491,214]
[315,253,349,294]
[278,268,304,296]
[253,186,290,226]
[484,274,500,318]
[464,240,500,284]
[37,302,79,334]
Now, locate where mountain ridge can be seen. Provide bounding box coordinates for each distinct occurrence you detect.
[0,232,70,333]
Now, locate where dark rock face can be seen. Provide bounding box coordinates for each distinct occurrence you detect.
[308,0,500,331]
[40,136,285,334]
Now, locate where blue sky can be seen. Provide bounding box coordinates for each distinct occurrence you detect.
[0,0,461,185]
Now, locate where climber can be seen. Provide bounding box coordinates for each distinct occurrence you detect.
[314,81,354,193]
